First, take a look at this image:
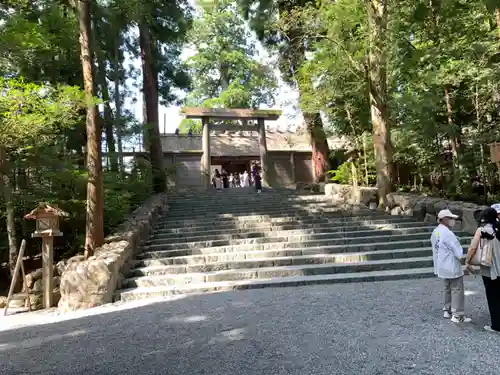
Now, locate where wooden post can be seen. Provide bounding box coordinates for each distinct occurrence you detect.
[201,117,211,187]
[42,236,54,309]
[4,240,29,316]
[257,118,270,187]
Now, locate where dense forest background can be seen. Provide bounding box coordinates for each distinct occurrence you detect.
[2,0,500,290]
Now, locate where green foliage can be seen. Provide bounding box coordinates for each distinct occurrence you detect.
[186,0,276,109]
[264,0,500,203]
[102,172,152,234]
[110,0,194,105]
[0,78,86,147]
[0,0,194,269]
[329,162,353,185]
[328,137,377,187]
[178,118,201,134]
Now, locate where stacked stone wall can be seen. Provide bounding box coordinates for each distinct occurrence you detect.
[325,183,486,234]
[58,193,168,312]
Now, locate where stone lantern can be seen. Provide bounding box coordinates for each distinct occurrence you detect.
[24,203,68,308]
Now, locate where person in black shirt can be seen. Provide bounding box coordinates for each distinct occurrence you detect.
[252,164,262,193]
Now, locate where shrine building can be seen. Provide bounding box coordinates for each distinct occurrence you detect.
[160,108,346,188]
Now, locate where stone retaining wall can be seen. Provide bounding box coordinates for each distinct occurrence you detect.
[324,183,378,206]
[58,193,168,312]
[325,184,489,235]
[386,192,486,235]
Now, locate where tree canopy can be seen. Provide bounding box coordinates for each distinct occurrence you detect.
[179,0,277,134]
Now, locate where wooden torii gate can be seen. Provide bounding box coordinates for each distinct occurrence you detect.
[180,108,282,188]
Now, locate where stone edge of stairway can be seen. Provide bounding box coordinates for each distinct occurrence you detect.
[117,267,436,301]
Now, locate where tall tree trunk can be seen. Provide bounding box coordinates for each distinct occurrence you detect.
[74,0,104,258]
[0,147,20,291]
[111,29,124,176]
[281,21,331,183]
[96,54,118,172]
[474,84,488,202]
[114,62,124,177]
[296,76,330,183]
[444,86,459,162]
[303,112,330,183]
[367,0,393,207]
[362,132,369,185]
[139,24,166,193]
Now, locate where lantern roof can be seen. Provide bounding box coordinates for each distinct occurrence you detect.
[24,203,69,220]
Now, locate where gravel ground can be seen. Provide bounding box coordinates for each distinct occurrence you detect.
[0,275,498,375]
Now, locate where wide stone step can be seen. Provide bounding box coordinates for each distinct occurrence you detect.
[118,267,436,301]
[165,205,347,217]
[131,247,433,276]
[150,223,435,243]
[158,207,373,224]
[169,197,332,206]
[156,212,406,229]
[147,226,447,248]
[168,192,325,202]
[121,257,435,289]
[118,267,436,302]
[138,237,472,259]
[162,207,356,223]
[143,231,452,253]
[135,245,460,268]
[166,201,345,213]
[155,217,421,234]
[169,195,334,203]
[168,198,332,207]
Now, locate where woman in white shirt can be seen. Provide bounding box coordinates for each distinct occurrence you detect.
[241,170,249,187]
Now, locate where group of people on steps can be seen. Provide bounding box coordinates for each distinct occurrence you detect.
[431,204,500,332]
[212,164,262,193]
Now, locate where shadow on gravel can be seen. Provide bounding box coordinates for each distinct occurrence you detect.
[0,277,497,375]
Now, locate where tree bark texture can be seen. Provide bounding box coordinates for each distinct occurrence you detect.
[496,8,500,31]
[139,24,166,193]
[76,0,104,258]
[0,146,20,291]
[96,53,118,172]
[367,0,394,206]
[284,22,331,183]
[92,15,118,172]
[444,86,459,160]
[112,34,124,177]
[303,111,330,183]
[114,65,124,177]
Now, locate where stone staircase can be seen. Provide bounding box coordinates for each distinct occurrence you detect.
[117,189,471,302]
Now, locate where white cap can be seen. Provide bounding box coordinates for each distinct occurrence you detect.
[437,209,459,220]
[491,203,500,213]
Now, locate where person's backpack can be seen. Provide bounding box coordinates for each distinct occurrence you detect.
[471,236,494,267]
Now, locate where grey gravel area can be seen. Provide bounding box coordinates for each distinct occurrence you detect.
[1,275,499,375]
